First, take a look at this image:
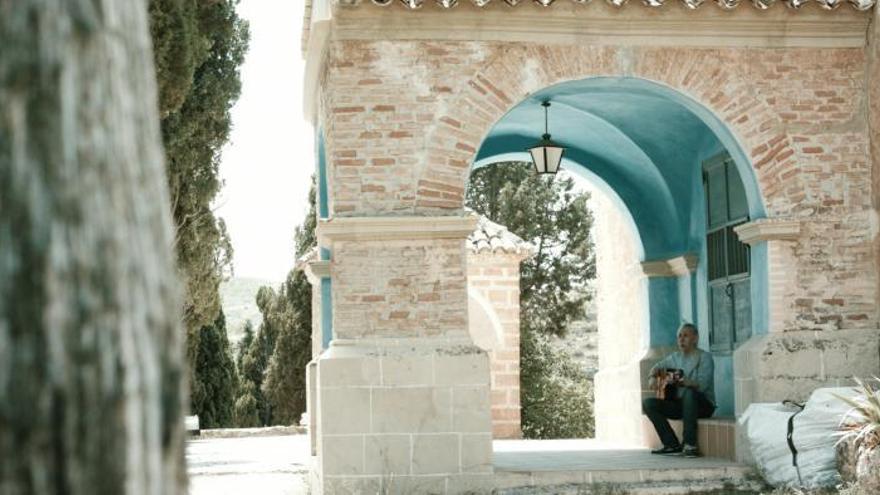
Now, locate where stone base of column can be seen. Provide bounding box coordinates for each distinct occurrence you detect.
[311,338,494,495]
[733,329,880,462]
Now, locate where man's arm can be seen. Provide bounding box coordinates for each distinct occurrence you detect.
[647,355,672,390]
[684,352,714,393]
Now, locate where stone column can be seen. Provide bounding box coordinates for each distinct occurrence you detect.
[302,257,330,458]
[311,215,494,494]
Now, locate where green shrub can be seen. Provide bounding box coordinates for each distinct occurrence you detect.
[521,326,594,439]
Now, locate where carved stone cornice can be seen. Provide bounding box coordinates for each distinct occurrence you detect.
[733,218,800,245]
[317,215,479,246]
[641,254,698,277]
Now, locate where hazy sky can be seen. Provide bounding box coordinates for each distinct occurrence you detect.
[215,1,313,282]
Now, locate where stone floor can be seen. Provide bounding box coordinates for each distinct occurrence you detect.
[187,434,310,495]
[187,434,758,494]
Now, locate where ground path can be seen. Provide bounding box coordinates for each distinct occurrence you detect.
[187,434,309,494]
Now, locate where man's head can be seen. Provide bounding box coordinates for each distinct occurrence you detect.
[677,324,699,353]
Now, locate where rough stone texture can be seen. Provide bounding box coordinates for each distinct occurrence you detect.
[733,329,880,415]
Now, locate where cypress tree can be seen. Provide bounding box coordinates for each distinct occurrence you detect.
[148,0,249,371]
[263,182,317,425]
[191,311,238,429]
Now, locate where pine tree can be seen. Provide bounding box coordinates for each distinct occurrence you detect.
[466,162,596,438]
[191,311,238,429]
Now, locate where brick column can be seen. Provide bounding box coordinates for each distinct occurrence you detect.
[311,215,494,494]
[466,252,524,439]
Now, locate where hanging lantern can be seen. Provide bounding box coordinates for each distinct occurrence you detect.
[528,101,565,176]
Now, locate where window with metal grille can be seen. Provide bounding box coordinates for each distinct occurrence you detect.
[703,153,751,353]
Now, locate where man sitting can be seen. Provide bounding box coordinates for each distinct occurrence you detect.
[642,323,715,458]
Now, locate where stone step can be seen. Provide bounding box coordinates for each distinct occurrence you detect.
[492,441,760,495]
[495,465,760,494]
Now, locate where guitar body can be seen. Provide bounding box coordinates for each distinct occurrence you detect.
[655,368,683,400]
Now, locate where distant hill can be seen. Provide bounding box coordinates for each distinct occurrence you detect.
[220,277,275,345]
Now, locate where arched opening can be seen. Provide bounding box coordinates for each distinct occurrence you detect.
[470,76,767,447]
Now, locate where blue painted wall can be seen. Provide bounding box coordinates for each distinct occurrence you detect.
[474,77,767,417]
[316,128,332,349]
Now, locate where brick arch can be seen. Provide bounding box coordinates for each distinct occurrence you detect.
[416,45,799,217]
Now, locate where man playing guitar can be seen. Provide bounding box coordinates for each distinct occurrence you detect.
[643,323,716,458]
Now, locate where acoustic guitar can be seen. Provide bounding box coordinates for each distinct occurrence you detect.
[655,368,684,400]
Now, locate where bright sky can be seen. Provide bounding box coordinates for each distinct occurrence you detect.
[215,1,313,283]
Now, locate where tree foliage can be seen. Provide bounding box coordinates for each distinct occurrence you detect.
[467,162,595,337]
[236,320,255,374]
[148,0,249,359]
[234,182,316,426]
[191,311,238,428]
[466,162,596,438]
[238,286,279,425]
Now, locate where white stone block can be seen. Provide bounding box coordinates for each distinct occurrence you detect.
[412,434,460,475]
[381,354,433,386]
[320,388,371,435]
[364,434,411,475]
[321,436,364,475]
[460,433,492,474]
[435,351,490,386]
[452,386,492,433]
[371,387,452,433]
[318,355,380,387]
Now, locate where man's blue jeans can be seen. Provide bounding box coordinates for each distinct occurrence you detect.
[642,388,715,448]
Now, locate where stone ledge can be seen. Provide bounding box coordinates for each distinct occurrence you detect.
[733,218,800,245]
[641,254,698,278]
[317,215,479,246]
[330,2,872,48]
[305,259,330,284]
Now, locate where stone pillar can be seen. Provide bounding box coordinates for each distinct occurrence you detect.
[591,191,649,446]
[302,257,330,458]
[311,215,494,495]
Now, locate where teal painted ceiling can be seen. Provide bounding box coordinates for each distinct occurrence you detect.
[474,77,761,260]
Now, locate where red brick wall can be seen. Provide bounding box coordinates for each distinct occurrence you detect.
[467,252,523,439]
[320,41,877,333]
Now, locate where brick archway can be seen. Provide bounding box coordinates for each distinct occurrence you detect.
[416,46,796,217]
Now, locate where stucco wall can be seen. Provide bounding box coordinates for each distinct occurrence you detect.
[589,189,649,446]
